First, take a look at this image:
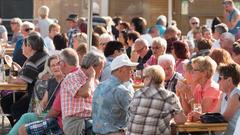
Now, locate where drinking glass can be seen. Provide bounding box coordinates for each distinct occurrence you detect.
[193,103,202,114]
[134,70,142,84]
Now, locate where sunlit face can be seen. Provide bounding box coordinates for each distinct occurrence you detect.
[49,27,60,38]
[119,66,133,82]
[218,76,230,93]
[22,40,32,58]
[159,61,174,81]
[203,31,212,40]
[152,43,164,57]
[49,58,62,77]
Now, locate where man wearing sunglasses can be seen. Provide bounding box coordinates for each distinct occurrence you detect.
[186,17,200,46]
[223,0,240,35]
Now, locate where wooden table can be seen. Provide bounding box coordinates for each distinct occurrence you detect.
[0,48,14,58]
[0,82,27,102]
[174,122,228,135]
[0,82,27,132]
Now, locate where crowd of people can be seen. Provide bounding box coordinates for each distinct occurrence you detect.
[0,0,240,134]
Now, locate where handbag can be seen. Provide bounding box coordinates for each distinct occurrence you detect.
[200,113,226,123]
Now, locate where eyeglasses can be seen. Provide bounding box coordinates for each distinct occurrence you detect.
[135,47,145,53]
[24,28,33,32]
[222,1,231,5]
[218,76,228,81]
[152,46,161,50]
[191,22,198,25]
[192,68,202,72]
[10,22,17,25]
[57,59,65,65]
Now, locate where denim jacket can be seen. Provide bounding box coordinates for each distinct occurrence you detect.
[92,75,134,134]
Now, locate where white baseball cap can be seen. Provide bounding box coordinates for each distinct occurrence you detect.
[111,54,138,71]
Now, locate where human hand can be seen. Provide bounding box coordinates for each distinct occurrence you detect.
[82,66,95,78]
[188,111,201,122]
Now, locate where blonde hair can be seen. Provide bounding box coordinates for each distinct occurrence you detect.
[191,56,217,78]
[143,65,165,88]
[38,5,49,18]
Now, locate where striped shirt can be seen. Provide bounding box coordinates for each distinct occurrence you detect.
[19,51,48,95]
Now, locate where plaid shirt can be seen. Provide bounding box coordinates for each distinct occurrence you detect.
[165,72,183,93]
[61,67,91,118]
[126,86,182,135]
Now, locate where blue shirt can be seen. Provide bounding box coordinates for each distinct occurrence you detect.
[92,75,134,134]
[100,56,113,82]
[12,38,27,66]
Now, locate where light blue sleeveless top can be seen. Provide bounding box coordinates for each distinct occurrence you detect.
[221,87,240,135]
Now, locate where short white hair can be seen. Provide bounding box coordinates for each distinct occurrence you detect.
[99,33,113,44]
[158,54,175,66]
[152,37,167,49]
[38,5,49,17]
[21,21,35,30]
[134,38,149,47]
[189,17,200,23]
[221,32,235,42]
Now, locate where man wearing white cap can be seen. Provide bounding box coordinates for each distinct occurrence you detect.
[92,54,138,135]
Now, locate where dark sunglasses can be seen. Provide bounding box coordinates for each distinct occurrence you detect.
[222,1,231,5]
[218,76,228,81]
[191,22,198,25]
[24,28,33,32]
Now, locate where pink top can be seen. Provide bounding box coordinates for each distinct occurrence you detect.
[193,79,221,112]
[52,91,62,129]
[175,59,188,74]
[144,55,158,67]
[61,67,92,118]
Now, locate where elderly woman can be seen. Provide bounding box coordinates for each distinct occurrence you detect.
[126,65,186,135]
[1,33,48,126]
[144,37,167,66]
[189,56,221,119]
[176,61,199,115]
[171,40,190,74]
[216,63,240,135]
[13,21,35,66]
[8,55,64,135]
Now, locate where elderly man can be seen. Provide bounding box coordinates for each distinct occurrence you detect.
[211,23,229,49]
[10,17,23,45]
[158,54,183,93]
[187,17,200,44]
[92,54,138,135]
[220,32,235,55]
[134,38,152,70]
[59,48,95,135]
[223,0,240,35]
[1,32,48,126]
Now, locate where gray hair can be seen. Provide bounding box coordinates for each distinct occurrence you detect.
[221,32,235,42]
[152,37,167,52]
[81,51,106,69]
[158,54,175,66]
[11,17,22,27]
[38,5,49,17]
[189,17,200,24]
[134,38,149,47]
[60,48,79,66]
[21,21,35,30]
[215,23,228,34]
